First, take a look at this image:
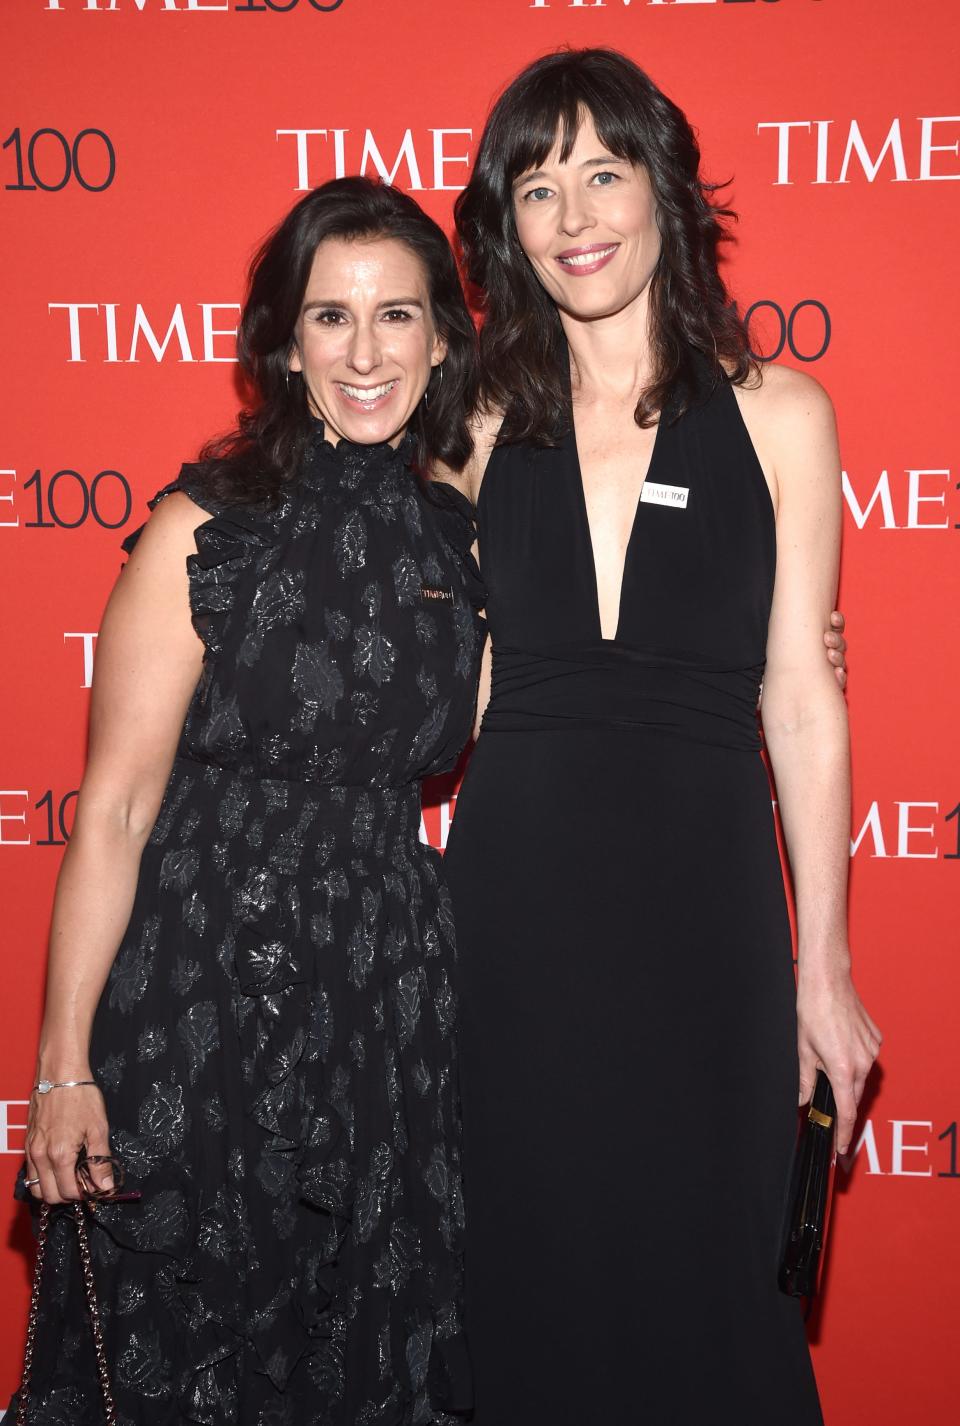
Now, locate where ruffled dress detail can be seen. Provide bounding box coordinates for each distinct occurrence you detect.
[11,428,484,1426]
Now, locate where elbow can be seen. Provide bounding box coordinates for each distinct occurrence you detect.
[72,779,163,851]
[760,685,848,758]
[760,661,845,727]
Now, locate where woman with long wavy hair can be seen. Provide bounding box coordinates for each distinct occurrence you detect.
[438,48,878,1423]
[13,176,482,1426]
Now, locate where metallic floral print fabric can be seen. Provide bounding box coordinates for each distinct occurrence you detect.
[12,427,484,1426]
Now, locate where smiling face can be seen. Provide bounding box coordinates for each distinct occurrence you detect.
[512,111,662,325]
[289,236,446,447]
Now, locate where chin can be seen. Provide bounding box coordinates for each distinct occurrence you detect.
[561,286,644,323]
[340,411,411,447]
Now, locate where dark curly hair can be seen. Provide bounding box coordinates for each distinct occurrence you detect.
[454,48,755,443]
[199,177,478,505]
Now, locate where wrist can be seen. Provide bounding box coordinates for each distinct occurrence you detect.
[796,944,852,988]
[36,1040,94,1082]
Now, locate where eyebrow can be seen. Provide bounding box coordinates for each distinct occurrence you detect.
[301,297,425,314]
[512,156,629,190]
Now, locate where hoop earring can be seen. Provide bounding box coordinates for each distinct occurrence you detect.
[423,363,443,411]
[284,369,291,393]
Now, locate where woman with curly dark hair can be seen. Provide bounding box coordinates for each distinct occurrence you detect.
[438,49,878,1423]
[13,176,482,1425]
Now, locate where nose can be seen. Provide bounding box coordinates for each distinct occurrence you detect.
[557,185,595,240]
[346,319,382,376]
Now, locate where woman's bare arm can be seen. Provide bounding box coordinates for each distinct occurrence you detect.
[430,408,502,741]
[747,367,881,1155]
[429,407,503,506]
[27,492,209,1203]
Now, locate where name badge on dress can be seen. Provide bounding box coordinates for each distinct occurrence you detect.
[640,482,689,509]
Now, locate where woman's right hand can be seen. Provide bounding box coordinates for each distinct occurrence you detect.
[25,1080,114,1203]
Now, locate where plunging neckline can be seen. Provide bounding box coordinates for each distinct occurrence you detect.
[570,409,665,644]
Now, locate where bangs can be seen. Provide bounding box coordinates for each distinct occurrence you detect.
[501,70,648,184]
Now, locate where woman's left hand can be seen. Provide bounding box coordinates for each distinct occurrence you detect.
[796,969,883,1155]
[824,610,848,691]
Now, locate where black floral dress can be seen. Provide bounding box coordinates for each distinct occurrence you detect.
[11,426,484,1426]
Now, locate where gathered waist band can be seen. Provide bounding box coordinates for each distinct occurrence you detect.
[481,645,764,752]
[160,756,424,853]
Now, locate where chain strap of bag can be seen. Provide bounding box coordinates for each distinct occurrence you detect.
[16,1152,136,1426]
[16,1200,118,1426]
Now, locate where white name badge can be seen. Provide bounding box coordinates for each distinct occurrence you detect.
[640,481,690,509]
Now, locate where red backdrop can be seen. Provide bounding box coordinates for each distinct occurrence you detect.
[3,0,959,1419]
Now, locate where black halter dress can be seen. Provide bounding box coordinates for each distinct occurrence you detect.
[442,374,824,1425]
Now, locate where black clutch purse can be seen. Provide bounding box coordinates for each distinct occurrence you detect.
[778,1070,837,1299]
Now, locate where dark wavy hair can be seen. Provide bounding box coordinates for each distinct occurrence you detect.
[199,177,477,504]
[454,48,756,443]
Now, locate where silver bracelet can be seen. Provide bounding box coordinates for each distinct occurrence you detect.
[32,1079,98,1095]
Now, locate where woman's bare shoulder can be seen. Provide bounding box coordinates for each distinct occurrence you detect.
[735,361,835,428]
[729,363,839,514]
[428,405,505,504]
